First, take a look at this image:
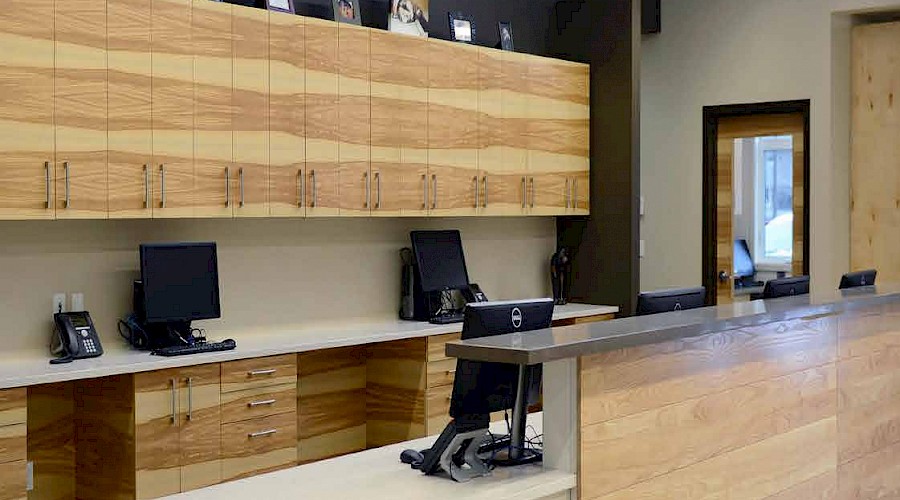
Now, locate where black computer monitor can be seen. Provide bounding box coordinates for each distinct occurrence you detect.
[410,230,470,293]
[139,242,221,324]
[636,287,706,316]
[840,269,877,289]
[762,275,809,299]
[733,239,755,279]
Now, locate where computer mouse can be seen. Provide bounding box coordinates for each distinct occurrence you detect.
[400,449,423,467]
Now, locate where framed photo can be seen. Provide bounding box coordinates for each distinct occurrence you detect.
[333,0,362,25]
[448,12,475,44]
[390,0,429,38]
[266,0,294,14]
[498,21,514,51]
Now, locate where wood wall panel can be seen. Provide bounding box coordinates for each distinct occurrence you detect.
[304,18,340,216]
[269,14,306,217]
[367,338,427,447]
[27,383,75,500]
[108,0,153,219]
[298,347,366,464]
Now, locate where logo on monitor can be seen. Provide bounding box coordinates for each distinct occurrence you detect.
[674,302,682,311]
[511,307,523,329]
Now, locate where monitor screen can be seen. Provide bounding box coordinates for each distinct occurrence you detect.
[449,299,554,418]
[410,230,470,293]
[733,239,755,278]
[636,287,707,316]
[140,242,221,324]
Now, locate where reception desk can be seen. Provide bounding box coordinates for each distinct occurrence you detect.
[449,285,900,500]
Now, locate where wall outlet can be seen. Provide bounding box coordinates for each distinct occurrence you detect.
[639,240,645,258]
[52,293,66,315]
[70,292,84,312]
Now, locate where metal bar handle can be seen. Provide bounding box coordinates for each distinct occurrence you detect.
[239,168,245,207]
[473,176,479,208]
[530,177,535,208]
[170,378,177,425]
[248,369,276,377]
[422,174,428,209]
[225,167,230,208]
[572,178,578,209]
[249,429,278,438]
[310,170,317,208]
[375,172,381,209]
[160,165,166,208]
[248,399,277,408]
[565,178,570,209]
[186,377,193,421]
[521,176,527,208]
[483,176,488,208]
[446,369,457,375]
[431,174,437,209]
[45,161,51,209]
[64,162,70,209]
[144,165,150,209]
[364,171,370,209]
[297,169,304,208]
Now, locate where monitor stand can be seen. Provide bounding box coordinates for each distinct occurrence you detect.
[488,364,542,466]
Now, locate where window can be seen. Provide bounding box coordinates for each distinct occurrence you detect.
[754,136,793,267]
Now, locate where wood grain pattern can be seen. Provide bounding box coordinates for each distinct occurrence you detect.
[221,383,296,424]
[367,338,427,447]
[0,460,26,500]
[221,412,297,482]
[178,365,221,492]
[108,0,153,219]
[269,13,306,217]
[715,136,735,304]
[134,369,181,499]
[192,0,233,218]
[298,347,366,463]
[304,17,340,216]
[499,51,531,215]
[27,383,75,500]
[232,6,269,217]
[0,424,26,466]
[337,24,371,216]
[54,0,108,219]
[0,389,25,428]
[427,333,461,363]
[851,22,900,284]
[221,354,298,393]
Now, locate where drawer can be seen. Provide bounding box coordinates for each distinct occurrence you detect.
[426,358,457,388]
[0,460,26,500]
[0,424,25,464]
[222,412,298,481]
[0,389,26,428]
[221,355,297,393]
[427,333,461,363]
[221,383,297,424]
[426,384,453,435]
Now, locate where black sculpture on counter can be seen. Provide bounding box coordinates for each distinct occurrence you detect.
[551,247,571,305]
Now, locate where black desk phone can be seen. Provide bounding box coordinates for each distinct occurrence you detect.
[51,312,103,364]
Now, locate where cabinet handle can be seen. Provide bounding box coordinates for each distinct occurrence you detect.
[446,369,457,375]
[44,161,51,209]
[160,165,166,208]
[530,177,535,208]
[364,171,370,209]
[63,162,70,209]
[170,378,177,426]
[225,167,231,208]
[431,174,437,209]
[248,369,276,377]
[248,399,277,408]
[422,174,428,209]
[521,176,527,209]
[375,172,381,209]
[144,164,150,209]
[473,176,479,208]
[249,429,278,438]
[239,168,245,207]
[483,176,488,208]
[297,169,304,208]
[572,178,578,209]
[310,170,317,208]
[186,377,193,422]
[565,178,570,209]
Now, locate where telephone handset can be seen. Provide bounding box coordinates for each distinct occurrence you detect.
[51,312,103,364]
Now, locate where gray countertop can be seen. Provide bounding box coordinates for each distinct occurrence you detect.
[446,284,900,365]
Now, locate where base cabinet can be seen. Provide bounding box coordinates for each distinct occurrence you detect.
[0,389,26,500]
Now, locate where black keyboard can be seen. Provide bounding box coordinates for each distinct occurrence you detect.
[152,339,237,357]
[429,312,465,325]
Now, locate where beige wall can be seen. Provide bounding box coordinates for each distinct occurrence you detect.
[640,0,900,292]
[0,218,556,355]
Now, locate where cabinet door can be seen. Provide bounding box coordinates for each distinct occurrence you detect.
[54,0,108,219]
[337,24,370,217]
[108,0,153,219]
[498,51,531,215]
[135,369,182,500]
[179,364,221,492]
[0,461,26,500]
[571,168,590,214]
[152,0,195,217]
[192,0,233,218]
[478,48,522,215]
[428,40,479,216]
[233,7,269,217]
[0,0,55,220]
[269,13,306,217]
[304,18,340,217]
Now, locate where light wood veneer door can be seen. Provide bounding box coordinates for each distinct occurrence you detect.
[304,18,340,217]
[192,0,233,218]
[500,51,531,215]
[369,31,429,217]
[0,0,55,220]
[428,40,479,216]
[232,7,269,218]
[178,365,222,492]
[269,13,306,217]
[135,369,182,499]
[0,461,26,500]
[337,24,371,217]
[54,0,108,219]
[152,0,195,218]
[108,0,153,219]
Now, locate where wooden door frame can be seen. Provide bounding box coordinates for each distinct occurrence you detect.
[702,99,811,305]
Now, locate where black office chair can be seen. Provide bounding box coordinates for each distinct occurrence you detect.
[839,269,877,289]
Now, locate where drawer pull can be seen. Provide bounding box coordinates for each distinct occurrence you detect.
[446,396,452,402]
[445,369,457,375]
[249,429,278,438]
[248,399,277,408]
[248,369,277,377]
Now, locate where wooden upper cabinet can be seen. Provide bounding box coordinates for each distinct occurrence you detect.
[499,51,531,215]
[54,0,108,219]
[477,48,511,216]
[369,31,429,217]
[192,0,233,218]
[337,24,371,217]
[428,40,479,216]
[269,13,306,218]
[305,18,340,217]
[108,0,153,219]
[0,0,55,220]
[233,7,270,217]
[152,0,195,218]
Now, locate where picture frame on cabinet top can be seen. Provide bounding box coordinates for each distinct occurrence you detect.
[449,12,475,43]
[333,0,362,25]
[267,0,295,14]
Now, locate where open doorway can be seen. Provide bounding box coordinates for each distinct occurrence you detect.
[702,101,810,305]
